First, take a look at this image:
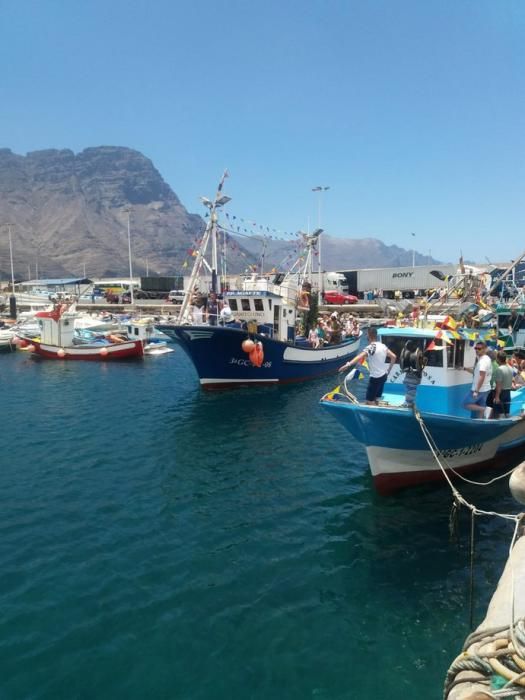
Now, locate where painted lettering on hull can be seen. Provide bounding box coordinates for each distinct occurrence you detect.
[440,444,483,459]
[229,357,272,368]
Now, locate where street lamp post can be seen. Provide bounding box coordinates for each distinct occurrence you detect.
[411,232,416,268]
[125,208,134,305]
[5,223,17,319]
[312,186,330,304]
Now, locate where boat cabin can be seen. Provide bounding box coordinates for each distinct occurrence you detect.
[223,289,297,343]
[378,327,478,415]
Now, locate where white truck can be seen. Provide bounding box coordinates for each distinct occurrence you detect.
[323,271,349,294]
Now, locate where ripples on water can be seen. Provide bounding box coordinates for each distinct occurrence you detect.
[0,350,520,699]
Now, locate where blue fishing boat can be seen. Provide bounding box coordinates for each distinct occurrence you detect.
[320,325,525,494]
[159,284,361,389]
[158,173,361,389]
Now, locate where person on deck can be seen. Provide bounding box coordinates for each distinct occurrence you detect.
[493,350,514,418]
[339,327,397,405]
[206,291,220,326]
[463,340,492,418]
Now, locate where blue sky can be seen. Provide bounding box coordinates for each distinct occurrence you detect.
[1,0,524,264]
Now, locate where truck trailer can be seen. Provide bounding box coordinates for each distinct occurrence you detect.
[136,276,183,299]
[339,265,459,299]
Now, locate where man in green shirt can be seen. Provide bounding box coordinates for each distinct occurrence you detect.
[493,351,514,418]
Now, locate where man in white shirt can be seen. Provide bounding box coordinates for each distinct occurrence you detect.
[339,327,397,405]
[463,340,492,418]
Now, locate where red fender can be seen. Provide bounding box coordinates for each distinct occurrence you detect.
[249,341,264,368]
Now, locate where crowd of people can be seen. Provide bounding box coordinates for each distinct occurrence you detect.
[306,312,360,348]
[463,342,525,419]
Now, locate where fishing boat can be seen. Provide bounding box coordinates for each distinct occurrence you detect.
[320,324,525,494]
[123,319,174,355]
[157,173,361,389]
[17,304,144,361]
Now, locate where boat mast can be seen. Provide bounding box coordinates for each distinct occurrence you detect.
[488,249,525,297]
[176,171,231,323]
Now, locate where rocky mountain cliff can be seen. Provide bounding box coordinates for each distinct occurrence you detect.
[0,146,439,280]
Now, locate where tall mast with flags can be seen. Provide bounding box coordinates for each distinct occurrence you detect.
[176,171,231,323]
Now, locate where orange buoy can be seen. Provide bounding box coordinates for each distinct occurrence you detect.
[18,338,28,348]
[249,341,264,368]
[100,347,109,356]
[57,348,65,358]
[26,344,35,353]
[242,339,255,353]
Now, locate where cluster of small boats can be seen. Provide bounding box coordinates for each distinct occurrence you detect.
[2,304,174,359]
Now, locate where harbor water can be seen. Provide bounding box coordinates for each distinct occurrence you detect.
[1,348,520,699]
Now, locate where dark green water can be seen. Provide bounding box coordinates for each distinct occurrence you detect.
[0,349,519,699]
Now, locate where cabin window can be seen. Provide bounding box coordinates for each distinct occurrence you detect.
[254,299,264,311]
[425,346,444,368]
[229,299,238,311]
[450,340,465,369]
[268,299,272,309]
[241,299,251,311]
[273,304,280,335]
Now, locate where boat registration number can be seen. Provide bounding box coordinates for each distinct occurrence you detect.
[440,444,483,459]
[229,357,272,368]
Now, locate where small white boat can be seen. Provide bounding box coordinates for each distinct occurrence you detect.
[17,305,144,361]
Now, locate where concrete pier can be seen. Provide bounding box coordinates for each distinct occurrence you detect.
[445,530,525,699]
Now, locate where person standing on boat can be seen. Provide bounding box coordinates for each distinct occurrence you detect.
[463,340,492,418]
[206,291,220,326]
[339,327,397,405]
[400,339,425,408]
[492,350,513,418]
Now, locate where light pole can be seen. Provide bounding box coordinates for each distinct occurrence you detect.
[312,186,330,304]
[7,223,15,293]
[411,232,416,268]
[125,208,134,304]
[5,223,17,319]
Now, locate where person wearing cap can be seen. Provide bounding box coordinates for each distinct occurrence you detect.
[463,340,492,418]
[339,327,397,405]
[220,304,234,325]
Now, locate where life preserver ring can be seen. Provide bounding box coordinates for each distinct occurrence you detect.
[249,341,264,367]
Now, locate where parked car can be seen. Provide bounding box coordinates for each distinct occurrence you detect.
[168,290,186,303]
[323,290,358,305]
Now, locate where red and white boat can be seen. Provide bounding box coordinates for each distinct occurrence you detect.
[17,304,144,361]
